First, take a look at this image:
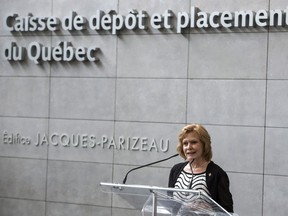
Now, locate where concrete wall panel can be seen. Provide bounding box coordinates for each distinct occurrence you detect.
[50,35,117,78]
[47,202,111,216]
[189,33,267,79]
[117,34,188,78]
[207,125,264,173]
[116,79,187,123]
[266,80,288,127]
[114,121,183,166]
[263,175,288,216]
[0,37,51,76]
[0,157,46,200]
[229,173,263,216]
[118,0,190,34]
[47,161,112,206]
[268,32,288,79]
[52,0,118,36]
[0,117,48,159]
[0,0,52,36]
[0,198,45,216]
[50,77,116,120]
[0,77,50,118]
[48,119,114,163]
[265,128,288,176]
[187,80,266,126]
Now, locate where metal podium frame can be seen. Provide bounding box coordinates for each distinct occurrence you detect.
[100,182,233,216]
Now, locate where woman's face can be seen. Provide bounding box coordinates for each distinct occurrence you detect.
[182,132,204,161]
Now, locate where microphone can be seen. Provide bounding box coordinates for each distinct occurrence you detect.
[188,159,195,189]
[122,153,179,184]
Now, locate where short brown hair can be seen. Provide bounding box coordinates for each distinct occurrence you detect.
[176,124,212,161]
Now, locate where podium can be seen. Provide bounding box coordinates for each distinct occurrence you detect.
[100,182,233,216]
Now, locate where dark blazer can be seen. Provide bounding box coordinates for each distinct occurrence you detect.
[168,161,234,213]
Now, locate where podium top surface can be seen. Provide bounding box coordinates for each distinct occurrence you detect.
[100,182,200,196]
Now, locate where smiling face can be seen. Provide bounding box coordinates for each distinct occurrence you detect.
[182,131,204,161]
[176,124,213,161]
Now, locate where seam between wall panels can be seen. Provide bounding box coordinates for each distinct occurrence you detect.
[261,0,271,213]
[44,1,54,216]
[261,23,269,216]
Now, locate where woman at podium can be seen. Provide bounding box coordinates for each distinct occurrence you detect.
[168,124,234,213]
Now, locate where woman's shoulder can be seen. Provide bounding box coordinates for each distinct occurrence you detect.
[171,161,188,171]
[207,161,227,174]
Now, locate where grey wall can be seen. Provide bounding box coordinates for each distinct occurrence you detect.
[1,0,288,216]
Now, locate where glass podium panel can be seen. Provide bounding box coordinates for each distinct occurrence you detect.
[142,193,183,216]
[100,182,159,210]
[143,188,232,216]
[100,182,233,216]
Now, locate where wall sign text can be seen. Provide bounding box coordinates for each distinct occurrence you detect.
[4,6,288,64]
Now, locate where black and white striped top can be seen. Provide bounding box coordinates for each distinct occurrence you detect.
[173,170,210,201]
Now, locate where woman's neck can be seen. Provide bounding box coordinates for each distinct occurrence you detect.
[191,158,207,168]
[190,159,210,174]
